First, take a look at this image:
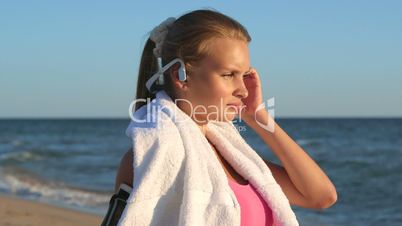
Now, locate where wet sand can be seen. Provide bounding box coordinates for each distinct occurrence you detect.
[0,194,103,226]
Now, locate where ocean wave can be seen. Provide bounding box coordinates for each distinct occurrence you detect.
[0,150,45,162]
[0,148,74,163]
[11,139,24,146]
[0,166,112,209]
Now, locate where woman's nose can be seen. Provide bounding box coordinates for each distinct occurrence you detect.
[234,79,248,99]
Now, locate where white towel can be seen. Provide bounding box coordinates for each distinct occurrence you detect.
[118,90,299,226]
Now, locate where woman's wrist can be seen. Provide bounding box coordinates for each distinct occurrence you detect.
[241,110,272,131]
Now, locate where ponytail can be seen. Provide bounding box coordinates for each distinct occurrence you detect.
[134,38,158,111]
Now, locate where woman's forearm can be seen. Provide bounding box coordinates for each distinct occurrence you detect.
[242,110,337,206]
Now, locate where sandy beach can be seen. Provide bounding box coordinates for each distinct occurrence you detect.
[0,194,103,226]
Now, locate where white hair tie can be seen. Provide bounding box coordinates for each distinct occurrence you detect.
[149,17,176,58]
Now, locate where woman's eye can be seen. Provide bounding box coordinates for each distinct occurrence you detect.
[222,73,235,78]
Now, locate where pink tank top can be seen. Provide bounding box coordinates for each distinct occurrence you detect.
[228,178,274,226]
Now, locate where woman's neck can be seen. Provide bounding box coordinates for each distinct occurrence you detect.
[197,122,208,136]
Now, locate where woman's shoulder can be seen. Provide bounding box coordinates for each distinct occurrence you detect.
[114,148,134,193]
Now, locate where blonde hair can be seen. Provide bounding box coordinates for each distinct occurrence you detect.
[134,9,251,111]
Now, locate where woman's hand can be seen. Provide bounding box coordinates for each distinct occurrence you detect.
[240,67,265,120]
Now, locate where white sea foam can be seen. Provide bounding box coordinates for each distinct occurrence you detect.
[0,166,112,209]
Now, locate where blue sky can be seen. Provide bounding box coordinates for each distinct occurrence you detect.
[1,1,401,118]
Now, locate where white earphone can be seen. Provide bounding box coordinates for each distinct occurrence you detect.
[146,58,187,94]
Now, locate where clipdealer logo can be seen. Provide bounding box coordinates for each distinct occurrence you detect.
[128,97,275,133]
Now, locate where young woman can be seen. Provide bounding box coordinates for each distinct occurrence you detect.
[114,9,337,226]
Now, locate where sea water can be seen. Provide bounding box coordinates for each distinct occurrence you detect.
[0,118,401,225]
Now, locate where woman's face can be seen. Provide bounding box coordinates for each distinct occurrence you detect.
[177,37,251,124]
